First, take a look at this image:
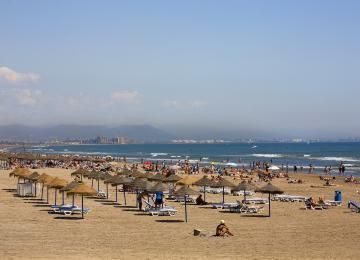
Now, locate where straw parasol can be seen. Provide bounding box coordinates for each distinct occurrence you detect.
[70,168,89,181]
[148,173,165,182]
[163,174,182,183]
[47,177,68,205]
[255,183,284,217]
[147,182,169,193]
[111,176,133,205]
[37,173,54,203]
[130,178,153,191]
[60,181,81,206]
[193,176,217,203]
[233,181,257,203]
[131,170,148,179]
[117,169,132,176]
[9,168,31,178]
[176,175,200,186]
[67,183,97,219]
[211,177,236,204]
[174,186,200,223]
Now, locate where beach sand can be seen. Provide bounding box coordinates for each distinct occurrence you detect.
[1,168,360,259]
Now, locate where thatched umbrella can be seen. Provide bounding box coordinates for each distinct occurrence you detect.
[118,169,132,176]
[47,177,68,205]
[193,176,217,203]
[67,183,97,219]
[26,172,40,197]
[174,186,200,223]
[70,168,89,181]
[60,181,81,206]
[255,183,284,217]
[131,170,148,179]
[37,174,54,203]
[212,177,236,205]
[9,168,31,179]
[163,174,182,183]
[147,182,169,193]
[87,171,99,188]
[233,181,257,203]
[111,176,133,205]
[176,175,200,186]
[148,173,165,182]
[130,178,153,191]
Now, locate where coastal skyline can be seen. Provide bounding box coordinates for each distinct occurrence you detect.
[1,1,360,139]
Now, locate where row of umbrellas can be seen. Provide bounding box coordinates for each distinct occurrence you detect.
[10,167,284,220]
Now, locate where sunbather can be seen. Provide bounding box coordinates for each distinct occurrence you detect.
[216,220,233,237]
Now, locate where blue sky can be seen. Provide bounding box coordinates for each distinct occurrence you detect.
[0,1,359,139]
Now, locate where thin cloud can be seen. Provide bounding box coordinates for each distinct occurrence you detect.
[0,66,40,84]
[111,90,139,103]
[14,89,42,106]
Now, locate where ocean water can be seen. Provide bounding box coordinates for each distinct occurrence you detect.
[20,142,360,176]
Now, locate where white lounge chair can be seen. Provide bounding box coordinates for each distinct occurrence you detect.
[244,198,269,204]
[142,200,177,216]
[229,201,263,213]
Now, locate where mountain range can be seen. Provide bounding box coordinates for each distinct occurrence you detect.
[0,125,174,143]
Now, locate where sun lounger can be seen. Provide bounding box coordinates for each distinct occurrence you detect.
[244,198,269,204]
[304,200,329,210]
[211,202,239,209]
[348,201,360,213]
[97,190,108,199]
[324,200,342,206]
[229,201,263,213]
[60,206,91,216]
[51,204,74,213]
[232,190,254,196]
[174,196,196,203]
[273,194,308,202]
[142,200,177,216]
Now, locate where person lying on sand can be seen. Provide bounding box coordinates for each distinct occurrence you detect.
[216,220,234,237]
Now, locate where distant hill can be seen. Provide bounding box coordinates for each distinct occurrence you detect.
[0,125,174,143]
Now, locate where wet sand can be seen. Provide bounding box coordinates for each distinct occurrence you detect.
[1,168,360,259]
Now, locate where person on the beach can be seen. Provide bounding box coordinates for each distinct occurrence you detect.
[196,194,207,205]
[155,191,164,209]
[216,220,233,237]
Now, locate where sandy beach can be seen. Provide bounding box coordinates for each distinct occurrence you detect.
[1,168,360,259]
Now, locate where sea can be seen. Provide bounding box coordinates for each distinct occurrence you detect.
[17,142,360,176]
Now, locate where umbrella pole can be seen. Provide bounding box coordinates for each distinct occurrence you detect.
[91,179,94,188]
[54,189,57,206]
[115,185,118,203]
[81,194,84,219]
[184,195,188,223]
[34,182,37,197]
[81,174,83,181]
[136,190,138,207]
[47,187,49,204]
[41,184,44,200]
[72,194,75,206]
[243,188,246,203]
[62,191,64,205]
[222,186,225,205]
[203,186,206,203]
[106,184,109,199]
[123,188,127,206]
[97,179,100,192]
[268,193,271,217]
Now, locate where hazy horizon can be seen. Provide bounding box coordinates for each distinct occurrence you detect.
[1,1,360,139]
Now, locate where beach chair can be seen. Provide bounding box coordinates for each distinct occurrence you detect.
[61,206,91,216]
[244,198,269,204]
[348,201,360,213]
[97,190,108,199]
[142,200,177,216]
[211,202,238,209]
[304,200,329,210]
[229,201,262,213]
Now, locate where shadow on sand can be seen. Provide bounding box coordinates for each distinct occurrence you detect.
[54,216,83,221]
[155,219,185,223]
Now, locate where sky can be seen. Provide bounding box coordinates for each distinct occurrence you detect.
[0,0,360,139]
